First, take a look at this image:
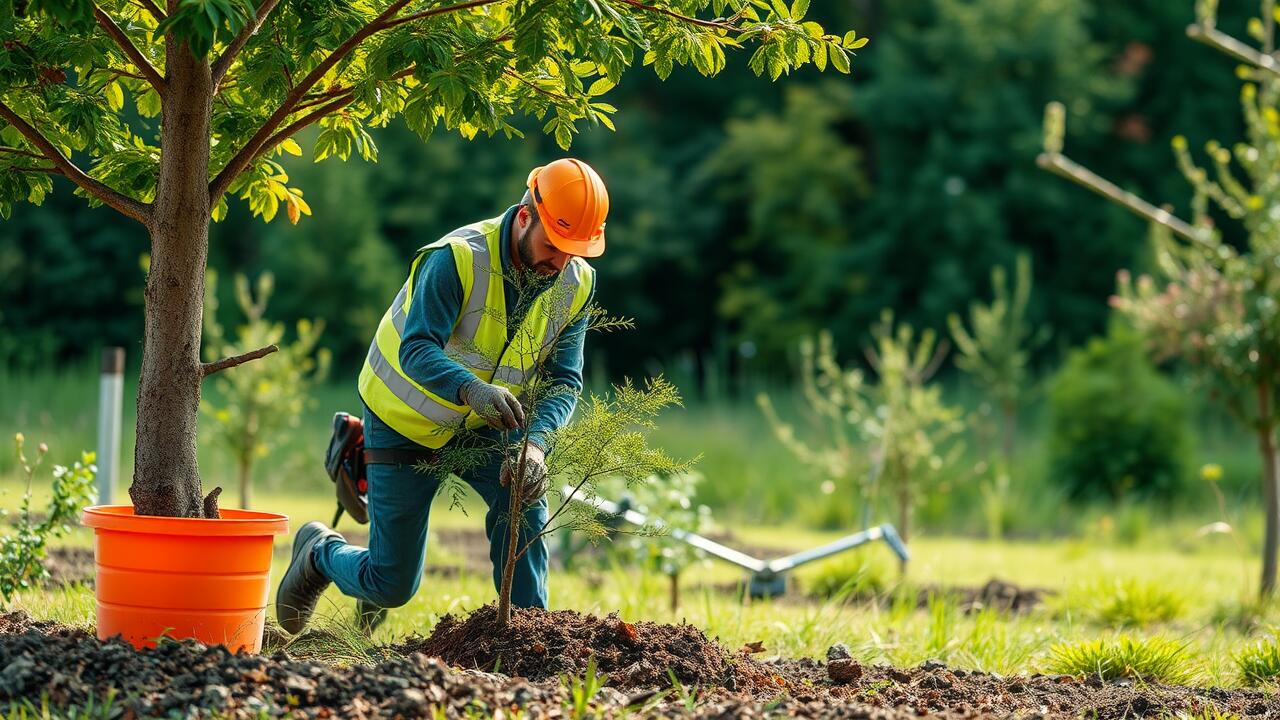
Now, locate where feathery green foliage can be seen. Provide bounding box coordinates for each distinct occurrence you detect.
[1046,636,1197,684]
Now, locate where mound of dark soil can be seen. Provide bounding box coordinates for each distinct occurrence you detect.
[1,608,1274,719]
[917,577,1050,614]
[0,611,567,717]
[394,604,735,690]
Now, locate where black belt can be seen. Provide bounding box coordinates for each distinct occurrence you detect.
[363,447,437,465]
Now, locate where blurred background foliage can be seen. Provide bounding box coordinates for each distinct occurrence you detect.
[0,0,1267,535]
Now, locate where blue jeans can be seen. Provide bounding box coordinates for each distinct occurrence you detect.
[313,406,549,609]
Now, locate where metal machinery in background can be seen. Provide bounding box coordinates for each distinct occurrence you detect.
[561,487,910,598]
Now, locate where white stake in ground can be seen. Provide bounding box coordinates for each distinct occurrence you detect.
[96,347,125,505]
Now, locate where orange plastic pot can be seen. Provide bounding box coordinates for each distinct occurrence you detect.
[81,505,288,652]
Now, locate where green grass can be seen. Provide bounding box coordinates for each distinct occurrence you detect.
[3,362,1280,690]
[1091,578,1190,627]
[1234,633,1280,686]
[1045,636,1198,685]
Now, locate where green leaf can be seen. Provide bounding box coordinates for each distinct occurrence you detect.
[769,0,789,19]
[790,0,809,19]
[135,88,161,118]
[842,30,857,46]
[814,41,827,71]
[830,46,850,74]
[588,77,615,96]
[850,37,869,49]
[105,82,124,112]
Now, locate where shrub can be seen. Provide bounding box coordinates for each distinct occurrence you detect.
[1092,579,1188,627]
[1235,634,1280,686]
[1047,323,1190,502]
[0,435,97,604]
[1045,636,1196,684]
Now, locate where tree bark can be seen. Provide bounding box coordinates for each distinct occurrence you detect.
[1258,381,1279,597]
[128,41,215,518]
[238,456,252,510]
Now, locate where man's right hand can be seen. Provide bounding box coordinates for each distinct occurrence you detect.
[459,379,526,431]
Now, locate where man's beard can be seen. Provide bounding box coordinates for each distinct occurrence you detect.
[519,233,558,276]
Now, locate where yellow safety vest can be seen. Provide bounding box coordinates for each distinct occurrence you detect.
[358,214,596,448]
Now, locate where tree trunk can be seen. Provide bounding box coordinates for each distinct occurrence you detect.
[497,440,529,626]
[669,572,679,613]
[128,41,216,518]
[1259,381,1279,597]
[1000,399,1016,470]
[239,456,252,511]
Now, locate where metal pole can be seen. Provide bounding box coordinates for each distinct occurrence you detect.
[97,347,125,505]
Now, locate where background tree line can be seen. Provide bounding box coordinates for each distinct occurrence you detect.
[0,0,1253,383]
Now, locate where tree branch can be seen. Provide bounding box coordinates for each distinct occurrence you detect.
[615,0,736,30]
[259,93,354,158]
[379,0,506,31]
[94,6,166,94]
[1187,21,1280,78]
[133,0,166,21]
[211,0,284,89]
[9,165,60,174]
[202,344,279,377]
[210,0,509,201]
[0,146,46,160]
[0,100,151,225]
[1037,150,1205,245]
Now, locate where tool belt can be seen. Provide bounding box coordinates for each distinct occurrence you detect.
[324,412,437,527]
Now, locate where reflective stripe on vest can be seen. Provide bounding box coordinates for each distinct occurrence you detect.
[359,215,594,447]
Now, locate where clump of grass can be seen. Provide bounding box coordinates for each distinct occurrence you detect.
[806,552,891,599]
[1092,578,1188,627]
[1046,635,1197,685]
[1235,633,1280,686]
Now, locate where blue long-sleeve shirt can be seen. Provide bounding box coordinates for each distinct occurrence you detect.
[394,205,593,451]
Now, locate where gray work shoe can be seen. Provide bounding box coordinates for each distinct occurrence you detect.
[276,521,343,635]
[356,599,388,636]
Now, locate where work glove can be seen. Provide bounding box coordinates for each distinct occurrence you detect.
[459,379,525,431]
[500,443,549,504]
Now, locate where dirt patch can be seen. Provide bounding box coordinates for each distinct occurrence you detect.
[41,546,95,588]
[1,608,1274,718]
[733,656,1278,719]
[393,604,735,690]
[0,610,571,718]
[915,577,1050,614]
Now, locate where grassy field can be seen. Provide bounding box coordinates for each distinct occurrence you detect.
[12,483,1280,689]
[4,363,1280,691]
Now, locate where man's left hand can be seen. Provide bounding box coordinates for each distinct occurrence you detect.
[500,443,548,504]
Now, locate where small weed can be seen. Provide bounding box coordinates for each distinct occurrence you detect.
[1234,633,1280,686]
[1092,578,1187,627]
[561,655,608,720]
[857,679,894,699]
[1046,635,1197,685]
[666,669,700,712]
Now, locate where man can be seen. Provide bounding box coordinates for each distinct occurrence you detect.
[276,158,608,634]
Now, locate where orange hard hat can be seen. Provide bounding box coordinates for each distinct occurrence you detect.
[526,158,609,258]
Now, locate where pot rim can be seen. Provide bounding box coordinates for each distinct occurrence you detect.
[82,505,289,536]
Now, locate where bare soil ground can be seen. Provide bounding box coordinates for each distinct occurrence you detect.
[2,607,1275,718]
